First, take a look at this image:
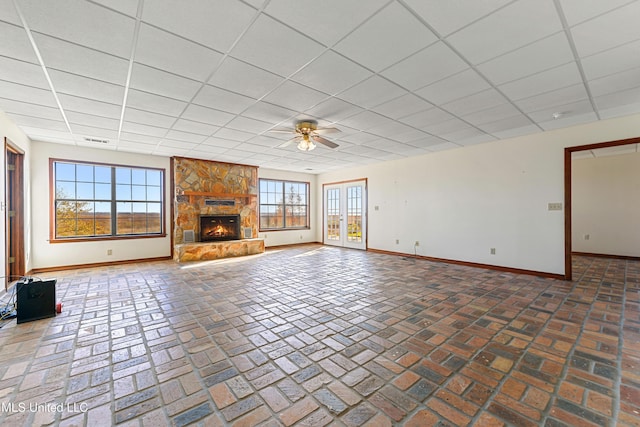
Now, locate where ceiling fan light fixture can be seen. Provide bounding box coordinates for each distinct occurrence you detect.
[297,134,316,151]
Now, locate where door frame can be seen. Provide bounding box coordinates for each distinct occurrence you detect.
[322,178,368,250]
[5,138,25,287]
[564,136,640,281]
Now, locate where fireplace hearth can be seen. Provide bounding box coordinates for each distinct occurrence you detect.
[200,215,240,242]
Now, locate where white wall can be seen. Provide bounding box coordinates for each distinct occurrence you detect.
[317,113,640,276]
[257,168,318,247]
[30,141,172,269]
[1,111,32,279]
[572,151,640,257]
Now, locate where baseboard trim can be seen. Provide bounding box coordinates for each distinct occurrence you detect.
[29,256,173,274]
[367,248,565,280]
[572,252,640,261]
[265,241,323,250]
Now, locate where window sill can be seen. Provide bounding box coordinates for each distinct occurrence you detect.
[50,233,167,244]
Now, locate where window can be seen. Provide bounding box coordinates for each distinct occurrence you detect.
[259,179,309,230]
[52,159,164,240]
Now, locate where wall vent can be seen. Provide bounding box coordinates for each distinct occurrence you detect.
[84,137,109,144]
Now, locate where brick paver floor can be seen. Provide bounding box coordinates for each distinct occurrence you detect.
[0,244,637,426]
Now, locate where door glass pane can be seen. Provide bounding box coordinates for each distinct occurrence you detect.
[347,186,362,242]
[327,188,340,241]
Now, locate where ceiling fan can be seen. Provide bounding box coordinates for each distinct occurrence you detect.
[268,120,340,151]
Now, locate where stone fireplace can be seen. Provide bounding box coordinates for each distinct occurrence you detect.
[172,157,264,262]
[200,214,240,241]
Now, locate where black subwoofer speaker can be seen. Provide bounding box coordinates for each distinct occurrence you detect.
[16,278,57,324]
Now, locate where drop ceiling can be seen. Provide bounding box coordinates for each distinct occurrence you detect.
[1,0,639,173]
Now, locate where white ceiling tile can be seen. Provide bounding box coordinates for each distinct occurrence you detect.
[130,63,202,102]
[559,0,637,26]
[515,84,589,113]
[598,101,640,120]
[201,137,241,149]
[246,135,282,147]
[66,111,119,130]
[371,94,433,120]
[338,131,381,145]
[263,0,388,47]
[33,34,129,85]
[446,130,496,146]
[233,143,267,154]
[304,98,364,123]
[126,89,186,116]
[69,125,119,140]
[441,89,508,116]
[57,94,121,118]
[171,119,219,136]
[462,103,522,126]
[528,99,595,123]
[181,104,235,127]
[48,70,124,105]
[581,39,640,80]
[0,98,63,121]
[589,67,640,97]
[368,120,416,139]
[241,102,296,124]
[337,111,391,132]
[225,116,272,134]
[7,113,67,131]
[476,114,535,134]
[400,107,456,129]
[0,0,21,24]
[124,108,175,128]
[499,62,583,101]
[119,132,161,145]
[477,32,575,85]
[214,127,255,142]
[0,21,38,63]
[492,124,541,140]
[446,0,563,64]
[415,69,490,105]
[164,130,206,144]
[90,0,139,17]
[382,42,469,90]
[403,0,511,37]
[17,127,74,143]
[539,111,598,130]
[333,2,437,72]
[390,128,432,144]
[263,81,328,111]
[192,85,256,114]
[122,121,168,137]
[421,118,471,136]
[135,24,224,81]
[208,57,284,99]
[570,1,640,57]
[230,14,325,77]
[291,51,372,96]
[142,0,255,52]
[0,56,49,88]
[595,86,640,112]
[17,0,135,57]
[0,80,57,107]
[428,141,463,151]
[337,76,405,109]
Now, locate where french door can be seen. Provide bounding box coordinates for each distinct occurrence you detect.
[323,179,367,250]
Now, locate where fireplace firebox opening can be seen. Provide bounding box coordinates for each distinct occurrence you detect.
[199,215,241,242]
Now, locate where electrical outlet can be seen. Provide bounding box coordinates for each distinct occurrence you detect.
[107,249,113,255]
[584,234,590,240]
[396,239,399,244]
[414,241,419,247]
[548,202,563,211]
[490,248,496,255]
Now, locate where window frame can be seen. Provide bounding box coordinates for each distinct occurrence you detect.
[49,158,166,243]
[258,178,310,231]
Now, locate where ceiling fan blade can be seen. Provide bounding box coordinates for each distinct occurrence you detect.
[277,136,301,148]
[314,127,341,135]
[312,135,339,149]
